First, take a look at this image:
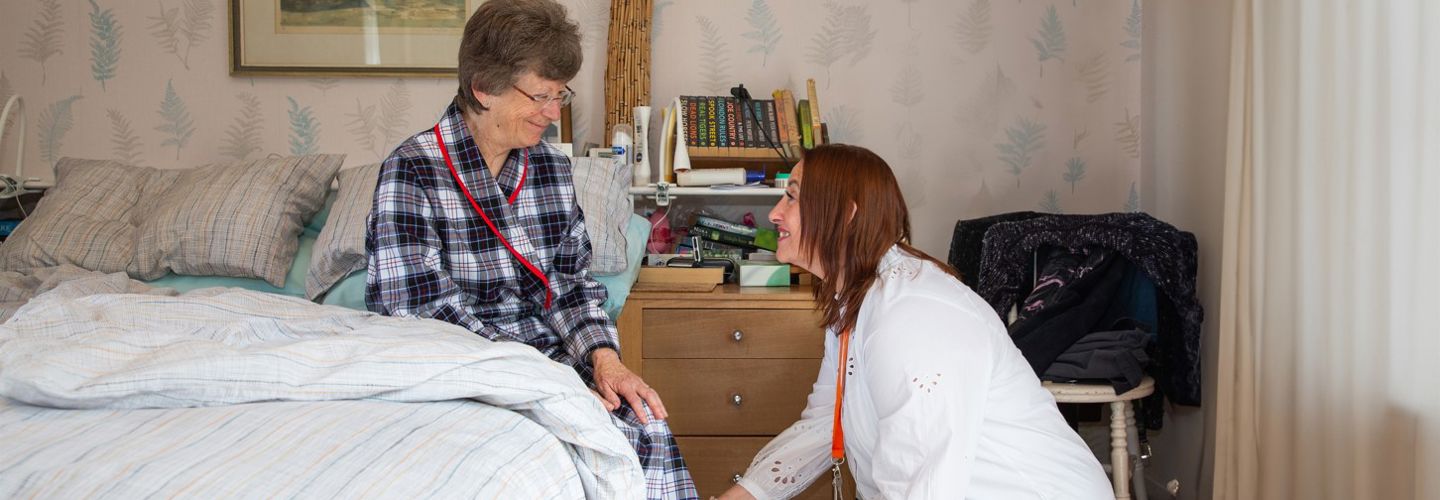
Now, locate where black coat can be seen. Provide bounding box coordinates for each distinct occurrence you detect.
[974,213,1204,408]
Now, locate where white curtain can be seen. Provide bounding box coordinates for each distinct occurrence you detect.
[1214,1,1440,499]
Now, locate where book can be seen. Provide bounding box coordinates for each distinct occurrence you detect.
[691,225,778,252]
[780,90,803,154]
[715,96,729,151]
[694,213,758,236]
[705,96,719,149]
[771,89,792,156]
[807,78,824,146]
[761,100,779,149]
[688,96,703,149]
[798,99,815,150]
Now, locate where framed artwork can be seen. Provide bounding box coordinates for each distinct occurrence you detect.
[230,0,481,77]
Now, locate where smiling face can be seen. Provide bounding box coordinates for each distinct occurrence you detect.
[472,71,568,151]
[768,162,823,280]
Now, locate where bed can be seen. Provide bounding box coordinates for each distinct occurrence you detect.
[0,154,647,498]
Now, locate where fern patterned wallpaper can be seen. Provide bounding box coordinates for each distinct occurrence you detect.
[0,0,1141,256]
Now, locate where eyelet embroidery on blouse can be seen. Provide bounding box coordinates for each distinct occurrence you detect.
[912,372,942,393]
[770,459,803,485]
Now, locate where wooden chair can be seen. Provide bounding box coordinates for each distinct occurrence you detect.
[1043,376,1155,500]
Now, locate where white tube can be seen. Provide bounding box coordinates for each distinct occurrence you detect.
[671,97,691,173]
[633,106,652,187]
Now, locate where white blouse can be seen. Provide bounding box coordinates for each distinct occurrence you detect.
[736,246,1112,500]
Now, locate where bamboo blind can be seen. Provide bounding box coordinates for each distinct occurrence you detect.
[603,0,652,143]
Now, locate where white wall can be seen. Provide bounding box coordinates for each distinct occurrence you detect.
[650,0,1143,256]
[1141,0,1231,498]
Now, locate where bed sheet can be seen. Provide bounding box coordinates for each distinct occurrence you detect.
[0,274,644,498]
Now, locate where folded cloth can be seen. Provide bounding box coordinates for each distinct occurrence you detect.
[1042,328,1151,395]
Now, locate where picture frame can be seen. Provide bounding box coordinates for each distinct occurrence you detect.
[230,0,481,77]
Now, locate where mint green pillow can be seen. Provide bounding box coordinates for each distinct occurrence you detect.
[321,214,651,319]
[319,269,368,310]
[144,233,316,297]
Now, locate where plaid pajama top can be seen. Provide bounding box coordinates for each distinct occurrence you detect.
[366,101,617,378]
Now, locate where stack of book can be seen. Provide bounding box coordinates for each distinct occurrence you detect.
[666,79,828,165]
[686,214,778,254]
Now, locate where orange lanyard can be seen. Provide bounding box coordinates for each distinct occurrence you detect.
[831,329,851,461]
[830,328,852,498]
[432,124,552,309]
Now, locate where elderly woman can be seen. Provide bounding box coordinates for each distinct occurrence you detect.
[364,0,696,498]
[717,144,1111,500]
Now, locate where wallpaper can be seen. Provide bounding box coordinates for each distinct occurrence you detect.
[0,0,1141,256]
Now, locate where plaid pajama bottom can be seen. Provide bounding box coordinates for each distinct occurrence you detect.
[612,403,699,500]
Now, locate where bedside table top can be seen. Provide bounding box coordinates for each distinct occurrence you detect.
[627,284,815,302]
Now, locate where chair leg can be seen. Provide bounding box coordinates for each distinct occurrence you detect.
[1109,401,1131,500]
[1126,403,1147,500]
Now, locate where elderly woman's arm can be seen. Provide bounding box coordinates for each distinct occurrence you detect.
[365,158,488,333]
[546,204,668,422]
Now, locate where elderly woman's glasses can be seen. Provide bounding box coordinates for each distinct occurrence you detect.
[512,85,575,108]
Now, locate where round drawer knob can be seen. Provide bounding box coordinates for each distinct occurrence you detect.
[731,393,744,406]
[732,329,744,342]
[732,474,743,484]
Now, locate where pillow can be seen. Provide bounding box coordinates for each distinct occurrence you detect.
[130,154,344,287]
[146,231,317,298]
[0,158,178,273]
[306,163,380,299]
[594,213,651,319]
[570,156,633,275]
[319,269,368,310]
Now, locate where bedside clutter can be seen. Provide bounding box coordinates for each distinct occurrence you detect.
[644,210,808,289]
[638,256,802,289]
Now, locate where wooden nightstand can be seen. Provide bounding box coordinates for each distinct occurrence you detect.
[617,284,854,499]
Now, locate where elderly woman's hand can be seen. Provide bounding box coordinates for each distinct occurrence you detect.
[590,347,667,424]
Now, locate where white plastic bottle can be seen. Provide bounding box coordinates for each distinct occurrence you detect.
[611,123,633,164]
[632,106,652,187]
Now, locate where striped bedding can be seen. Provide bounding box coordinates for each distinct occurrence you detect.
[0,282,643,499]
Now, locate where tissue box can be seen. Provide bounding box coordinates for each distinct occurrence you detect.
[739,262,790,287]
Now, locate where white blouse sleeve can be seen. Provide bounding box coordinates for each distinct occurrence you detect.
[735,331,839,500]
[861,296,995,499]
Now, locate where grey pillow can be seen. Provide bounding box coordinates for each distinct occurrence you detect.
[570,156,633,275]
[0,159,178,273]
[306,163,380,299]
[130,154,344,287]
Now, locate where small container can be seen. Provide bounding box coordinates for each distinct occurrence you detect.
[745,170,766,184]
[774,172,791,188]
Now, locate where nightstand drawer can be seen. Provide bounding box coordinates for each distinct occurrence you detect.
[677,437,850,500]
[643,308,824,358]
[649,358,821,435]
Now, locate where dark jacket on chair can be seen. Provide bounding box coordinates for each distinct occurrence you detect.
[974,213,1204,409]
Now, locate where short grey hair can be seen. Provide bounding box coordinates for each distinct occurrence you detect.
[456,0,582,114]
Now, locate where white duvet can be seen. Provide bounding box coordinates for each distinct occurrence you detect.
[0,281,643,499]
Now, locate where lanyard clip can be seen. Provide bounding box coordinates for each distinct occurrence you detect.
[831,459,845,500]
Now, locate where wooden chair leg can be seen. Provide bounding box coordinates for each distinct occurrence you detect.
[1109,401,1131,500]
[1127,403,1147,500]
